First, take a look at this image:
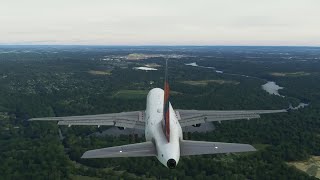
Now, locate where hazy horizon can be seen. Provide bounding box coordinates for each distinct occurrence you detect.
[0,44,320,47]
[1,0,320,46]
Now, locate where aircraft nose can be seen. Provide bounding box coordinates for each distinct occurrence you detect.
[167,159,176,169]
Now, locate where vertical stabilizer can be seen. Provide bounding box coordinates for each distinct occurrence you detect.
[163,59,170,142]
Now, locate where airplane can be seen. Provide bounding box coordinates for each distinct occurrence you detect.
[29,60,287,169]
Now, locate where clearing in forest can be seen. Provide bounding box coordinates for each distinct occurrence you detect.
[181,80,239,86]
[287,156,320,179]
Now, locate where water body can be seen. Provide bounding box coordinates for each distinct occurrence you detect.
[184,62,310,110]
[185,62,215,69]
[262,81,284,97]
[185,62,261,78]
[185,63,284,97]
[185,62,198,67]
[133,67,158,71]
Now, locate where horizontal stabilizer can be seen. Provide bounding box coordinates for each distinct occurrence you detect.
[180,140,256,156]
[81,142,156,159]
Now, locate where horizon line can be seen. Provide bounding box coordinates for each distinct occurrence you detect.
[0,44,319,48]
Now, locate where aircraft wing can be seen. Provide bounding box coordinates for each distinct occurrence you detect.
[180,140,256,156]
[29,111,145,129]
[81,142,156,158]
[175,109,287,127]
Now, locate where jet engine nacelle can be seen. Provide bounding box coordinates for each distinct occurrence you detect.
[118,127,125,130]
[192,123,201,127]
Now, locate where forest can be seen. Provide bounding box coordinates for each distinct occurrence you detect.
[0,46,319,179]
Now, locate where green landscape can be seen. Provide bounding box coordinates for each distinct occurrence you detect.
[0,46,320,179]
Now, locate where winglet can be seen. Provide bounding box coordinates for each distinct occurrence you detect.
[163,59,170,142]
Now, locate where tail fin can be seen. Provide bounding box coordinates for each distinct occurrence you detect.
[163,59,170,142]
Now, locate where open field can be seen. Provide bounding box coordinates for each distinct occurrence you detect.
[88,70,112,75]
[0,112,9,120]
[181,80,239,86]
[287,156,320,179]
[145,63,161,68]
[270,72,311,77]
[113,90,149,99]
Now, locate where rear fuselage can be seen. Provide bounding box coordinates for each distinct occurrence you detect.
[145,88,183,168]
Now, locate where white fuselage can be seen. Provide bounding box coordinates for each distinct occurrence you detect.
[145,88,183,168]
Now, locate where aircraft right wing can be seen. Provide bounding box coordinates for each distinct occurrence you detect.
[180,140,256,156]
[175,109,287,127]
[81,141,156,158]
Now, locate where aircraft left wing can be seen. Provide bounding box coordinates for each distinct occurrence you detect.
[29,111,145,129]
[82,141,156,158]
[175,109,287,127]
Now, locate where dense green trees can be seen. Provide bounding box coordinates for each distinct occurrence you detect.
[0,46,320,179]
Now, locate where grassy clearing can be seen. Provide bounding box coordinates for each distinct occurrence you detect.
[0,112,9,120]
[181,80,239,86]
[88,70,112,75]
[126,53,150,60]
[287,156,320,178]
[170,91,182,95]
[270,72,311,77]
[113,90,149,99]
[145,63,161,68]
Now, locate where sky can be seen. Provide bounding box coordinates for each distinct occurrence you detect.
[0,0,319,46]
